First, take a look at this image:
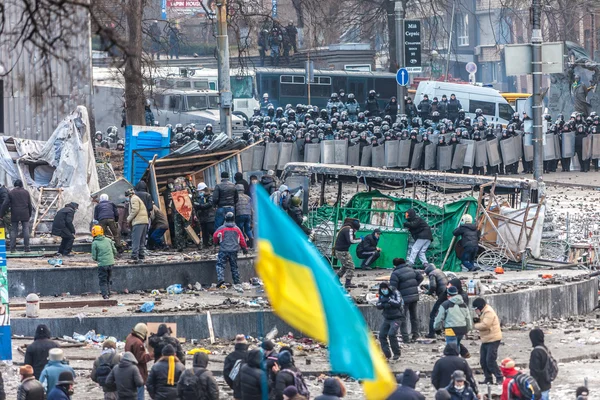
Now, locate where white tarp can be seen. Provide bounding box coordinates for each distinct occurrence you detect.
[496,204,545,259]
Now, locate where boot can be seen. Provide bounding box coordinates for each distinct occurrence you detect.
[344,279,357,289]
[247,238,254,249]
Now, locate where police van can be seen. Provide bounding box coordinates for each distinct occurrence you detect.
[414,81,516,125]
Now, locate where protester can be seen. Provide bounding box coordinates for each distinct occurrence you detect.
[148,323,185,364]
[126,188,149,261]
[355,228,381,269]
[314,377,345,400]
[134,181,154,214]
[389,257,423,342]
[195,182,216,247]
[148,205,169,250]
[213,211,248,287]
[445,370,477,400]
[40,348,76,394]
[500,358,521,400]
[472,297,503,385]
[529,328,553,399]
[576,386,589,400]
[146,344,185,400]
[376,282,404,360]
[435,389,452,400]
[234,172,250,195]
[17,364,43,400]
[47,371,74,400]
[260,170,278,195]
[270,185,291,209]
[434,286,473,349]
[7,179,32,253]
[403,208,433,265]
[106,352,145,400]
[91,338,120,399]
[0,183,9,234]
[287,196,312,236]
[51,202,78,257]
[283,386,301,400]
[431,343,477,393]
[387,368,425,400]
[94,193,123,253]
[125,323,153,400]
[261,340,279,392]
[212,171,238,228]
[91,225,117,299]
[452,215,481,271]
[177,352,219,400]
[240,348,268,400]
[423,264,449,339]
[224,334,249,400]
[333,218,362,289]
[235,184,254,248]
[25,324,60,379]
[275,350,308,400]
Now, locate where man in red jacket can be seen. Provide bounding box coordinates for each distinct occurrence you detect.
[500,358,521,400]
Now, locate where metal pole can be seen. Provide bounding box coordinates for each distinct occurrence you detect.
[395,0,406,115]
[445,0,456,82]
[531,0,543,181]
[216,0,232,138]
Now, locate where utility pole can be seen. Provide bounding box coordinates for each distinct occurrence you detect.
[395,0,406,115]
[531,0,543,181]
[216,0,232,138]
[445,0,456,82]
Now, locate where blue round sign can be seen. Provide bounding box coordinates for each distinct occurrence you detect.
[396,68,409,86]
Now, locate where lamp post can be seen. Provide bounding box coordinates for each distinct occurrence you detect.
[430,50,439,79]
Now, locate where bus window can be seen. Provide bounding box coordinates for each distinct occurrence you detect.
[186,95,208,111]
[231,76,253,98]
[193,81,210,90]
[175,81,192,89]
[261,76,279,99]
[208,95,219,109]
[469,100,495,116]
[312,76,332,97]
[209,82,217,90]
[499,103,514,121]
[375,78,396,100]
[332,76,347,93]
[168,95,181,111]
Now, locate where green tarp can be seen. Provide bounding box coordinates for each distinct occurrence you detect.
[311,191,477,272]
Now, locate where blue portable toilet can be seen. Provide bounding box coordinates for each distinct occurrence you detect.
[123,125,171,185]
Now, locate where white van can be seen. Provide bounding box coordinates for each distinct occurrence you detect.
[415,81,515,125]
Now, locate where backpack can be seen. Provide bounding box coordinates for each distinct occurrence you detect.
[510,373,542,400]
[95,353,116,387]
[179,369,208,400]
[282,369,310,399]
[535,346,559,382]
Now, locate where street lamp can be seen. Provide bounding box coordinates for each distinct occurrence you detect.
[430,50,439,79]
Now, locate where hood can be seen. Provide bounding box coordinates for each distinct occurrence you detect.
[448,278,464,294]
[424,264,436,275]
[247,349,263,368]
[530,328,545,347]
[94,235,108,242]
[35,324,52,340]
[234,172,244,181]
[322,377,342,396]
[278,185,289,192]
[449,295,464,305]
[406,209,417,219]
[67,202,79,210]
[135,181,148,192]
[193,352,209,368]
[156,324,170,337]
[378,282,391,297]
[277,350,293,368]
[120,352,138,366]
[461,223,478,231]
[443,342,459,356]
[234,343,248,352]
[224,222,236,228]
[401,368,419,388]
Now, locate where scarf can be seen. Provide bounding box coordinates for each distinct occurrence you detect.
[167,356,175,385]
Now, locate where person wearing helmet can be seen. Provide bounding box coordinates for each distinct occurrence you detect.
[384,96,399,119]
[365,89,380,117]
[285,21,298,53]
[260,93,271,115]
[144,99,155,127]
[287,195,312,237]
[452,215,480,272]
[94,194,123,254]
[213,211,248,287]
[258,29,269,66]
[417,94,432,121]
[91,224,117,299]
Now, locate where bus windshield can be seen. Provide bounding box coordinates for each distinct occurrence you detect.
[208,95,219,109]
[187,95,208,111]
[230,76,254,99]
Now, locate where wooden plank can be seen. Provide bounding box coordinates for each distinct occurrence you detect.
[10,299,118,309]
[184,225,201,245]
[207,311,215,344]
[154,149,238,164]
[154,160,215,171]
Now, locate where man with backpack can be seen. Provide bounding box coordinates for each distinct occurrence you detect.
[433,286,472,350]
[177,352,219,400]
[529,328,556,400]
[500,357,543,400]
[389,257,424,343]
[149,324,185,365]
[274,350,310,400]
[333,218,362,289]
[376,282,404,360]
[91,339,120,399]
[223,334,249,400]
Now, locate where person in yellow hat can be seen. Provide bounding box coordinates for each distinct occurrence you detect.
[91,225,117,299]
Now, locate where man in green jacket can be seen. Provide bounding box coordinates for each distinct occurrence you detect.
[92,225,117,299]
[434,285,473,351]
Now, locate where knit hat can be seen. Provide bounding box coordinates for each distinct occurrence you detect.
[235,334,248,344]
[472,297,487,311]
[221,171,229,179]
[48,348,64,361]
[447,286,459,296]
[435,389,452,400]
[261,340,275,351]
[225,212,235,222]
[278,351,293,367]
[283,386,298,398]
[56,371,74,385]
[19,365,34,377]
[162,344,175,356]
[500,358,517,376]
[103,338,117,349]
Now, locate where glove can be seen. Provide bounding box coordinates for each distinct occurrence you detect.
[473,317,480,323]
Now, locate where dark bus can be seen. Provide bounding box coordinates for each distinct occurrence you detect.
[254,67,398,110]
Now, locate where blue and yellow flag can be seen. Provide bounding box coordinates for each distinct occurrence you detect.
[255,188,396,400]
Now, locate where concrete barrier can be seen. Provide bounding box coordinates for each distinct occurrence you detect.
[11,277,598,340]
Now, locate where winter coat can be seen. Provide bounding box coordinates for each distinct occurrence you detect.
[91,235,117,267]
[376,288,404,320]
[125,332,153,383]
[403,209,433,240]
[223,343,248,398]
[431,344,477,392]
[151,206,169,230]
[389,263,424,304]
[148,326,185,364]
[146,356,185,400]
[24,327,60,379]
[195,193,216,223]
[474,304,502,343]
[260,175,277,195]
[106,352,144,400]
[212,179,238,208]
[17,376,44,400]
[40,361,75,394]
[214,222,248,253]
[0,186,8,218]
[47,386,70,400]
[356,233,378,256]
[8,187,33,222]
[234,177,250,196]
[334,224,361,252]
[453,223,480,249]
[345,101,360,115]
[314,377,343,400]
[418,100,432,116]
[177,353,219,400]
[500,371,521,400]
[529,329,551,392]
[438,101,448,118]
[91,350,120,392]
[385,101,398,116]
[236,193,253,217]
[427,269,449,298]
[287,204,304,227]
[364,98,379,115]
[94,200,119,222]
[387,370,425,400]
[240,349,268,400]
[135,182,154,213]
[434,295,473,336]
[51,204,77,236]
[406,102,418,119]
[447,99,462,117]
[127,194,149,227]
[445,382,477,400]
[274,366,298,400]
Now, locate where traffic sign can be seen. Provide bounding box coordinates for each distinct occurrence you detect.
[396,68,409,86]
[465,62,478,74]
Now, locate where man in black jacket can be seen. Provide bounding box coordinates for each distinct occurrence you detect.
[223,335,249,400]
[0,184,9,237]
[195,183,215,247]
[212,171,238,228]
[94,193,123,253]
[146,344,185,400]
[239,349,267,400]
[390,258,424,342]
[424,263,449,339]
[431,343,478,394]
[148,324,185,364]
[134,181,154,214]
[404,208,433,265]
[51,202,79,256]
[452,215,481,271]
[287,196,311,236]
[376,282,404,360]
[234,172,250,196]
[24,324,60,379]
[177,352,219,400]
[356,228,381,269]
[529,328,552,399]
[447,94,463,124]
[386,369,425,400]
[333,219,361,289]
[7,179,32,252]
[417,94,432,121]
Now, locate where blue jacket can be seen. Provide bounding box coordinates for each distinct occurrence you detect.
[40,361,75,393]
[94,200,119,221]
[47,386,70,400]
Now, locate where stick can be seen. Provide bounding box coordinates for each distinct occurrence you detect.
[207,311,215,344]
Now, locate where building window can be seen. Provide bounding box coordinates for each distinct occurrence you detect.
[457,13,469,46]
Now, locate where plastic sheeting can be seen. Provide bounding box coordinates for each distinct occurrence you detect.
[496,204,545,259]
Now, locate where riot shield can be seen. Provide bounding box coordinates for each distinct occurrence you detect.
[543,134,556,161]
[320,140,335,164]
[410,142,424,169]
[500,137,518,165]
[462,139,475,168]
[360,145,372,166]
[475,141,488,168]
[252,145,265,171]
[553,134,561,159]
[424,143,437,170]
[295,138,305,159]
[570,155,581,171]
[304,143,321,163]
[437,146,453,171]
[561,132,575,158]
[290,141,301,162]
[277,142,294,170]
[371,145,385,168]
[582,135,592,160]
[592,135,600,159]
[240,148,253,172]
[347,144,360,166]
[523,133,533,162]
[334,140,348,164]
[385,140,399,168]
[486,138,501,167]
[515,132,523,160]
[398,140,411,167]
[263,142,279,170]
[451,143,468,170]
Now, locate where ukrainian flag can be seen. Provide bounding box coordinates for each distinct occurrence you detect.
[256,187,397,400]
